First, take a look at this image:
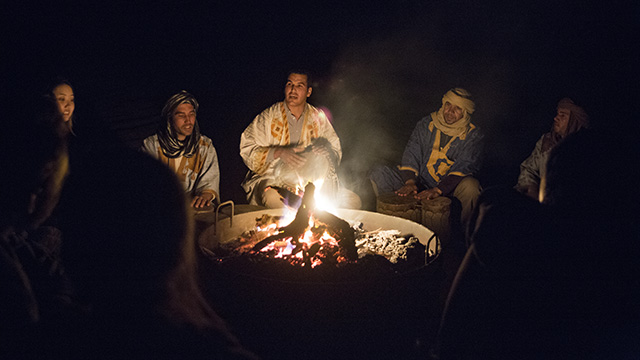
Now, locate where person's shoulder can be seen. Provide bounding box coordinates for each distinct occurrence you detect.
[199,134,214,146]
[418,116,432,125]
[307,103,331,122]
[253,102,283,122]
[260,102,283,115]
[142,134,159,148]
[466,122,484,138]
[143,134,158,142]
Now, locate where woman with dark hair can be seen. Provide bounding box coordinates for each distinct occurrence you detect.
[515,98,589,200]
[59,147,258,359]
[49,78,76,136]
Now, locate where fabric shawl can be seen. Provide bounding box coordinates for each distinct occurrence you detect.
[431,88,476,137]
[157,90,202,158]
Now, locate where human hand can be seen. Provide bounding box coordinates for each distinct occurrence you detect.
[191,192,214,208]
[275,147,306,169]
[415,188,442,200]
[311,143,331,158]
[395,181,418,196]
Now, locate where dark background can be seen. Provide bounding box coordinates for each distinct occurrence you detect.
[3,0,638,206]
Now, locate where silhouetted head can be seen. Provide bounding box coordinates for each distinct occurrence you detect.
[60,147,192,310]
[542,129,638,245]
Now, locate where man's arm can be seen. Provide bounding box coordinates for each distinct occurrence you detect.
[435,127,485,195]
[140,135,160,158]
[516,135,545,199]
[240,108,280,175]
[396,118,430,196]
[192,141,220,208]
[314,109,342,165]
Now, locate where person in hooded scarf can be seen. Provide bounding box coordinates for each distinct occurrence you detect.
[515,97,589,200]
[370,88,484,226]
[142,90,220,208]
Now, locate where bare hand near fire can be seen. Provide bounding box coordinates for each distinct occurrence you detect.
[191,192,214,208]
[396,182,418,196]
[416,188,441,200]
[311,143,331,158]
[275,146,306,169]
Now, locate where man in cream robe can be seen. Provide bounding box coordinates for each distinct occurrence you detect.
[240,71,360,209]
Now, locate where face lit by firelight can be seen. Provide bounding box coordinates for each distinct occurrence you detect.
[171,103,196,141]
[443,101,464,125]
[284,73,312,109]
[553,108,571,135]
[52,84,75,122]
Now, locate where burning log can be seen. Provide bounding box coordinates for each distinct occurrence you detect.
[313,209,357,260]
[251,182,357,262]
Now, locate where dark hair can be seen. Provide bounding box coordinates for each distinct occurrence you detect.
[287,69,313,88]
[60,147,229,329]
[48,77,76,135]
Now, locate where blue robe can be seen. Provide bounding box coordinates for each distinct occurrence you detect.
[371,115,484,195]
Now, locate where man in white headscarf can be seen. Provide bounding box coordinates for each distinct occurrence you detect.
[370,88,484,225]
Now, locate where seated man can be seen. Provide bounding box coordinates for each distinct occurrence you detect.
[240,70,360,209]
[369,88,484,227]
[515,97,589,200]
[436,130,640,359]
[142,90,220,208]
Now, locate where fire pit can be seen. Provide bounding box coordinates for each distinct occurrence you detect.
[197,187,444,359]
[198,184,439,284]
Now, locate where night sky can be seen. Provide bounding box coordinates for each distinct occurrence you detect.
[4,1,638,204]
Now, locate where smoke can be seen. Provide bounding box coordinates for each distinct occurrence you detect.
[314,28,519,198]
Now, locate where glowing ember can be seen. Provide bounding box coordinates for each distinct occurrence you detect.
[212,183,428,272]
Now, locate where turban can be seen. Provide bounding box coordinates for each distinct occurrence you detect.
[157,90,201,158]
[431,88,476,137]
[541,98,590,152]
[557,98,589,135]
[442,88,475,115]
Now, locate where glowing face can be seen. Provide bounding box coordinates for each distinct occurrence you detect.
[171,103,196,141]
[553,108,571,135]
[284,73,312,109]
[52,84,75,122]
[443,101,464,125]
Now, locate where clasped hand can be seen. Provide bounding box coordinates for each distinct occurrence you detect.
[275,146,307,169]
[395,183,441,200]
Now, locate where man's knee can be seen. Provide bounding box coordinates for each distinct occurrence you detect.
[453,176,482,225]
[261,188,284,208]
[338,188,362,209]
[454,176,481,202]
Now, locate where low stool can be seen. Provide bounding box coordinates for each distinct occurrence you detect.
[375,192,422,223]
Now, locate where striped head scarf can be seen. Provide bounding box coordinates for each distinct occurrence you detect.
[157,90,201,158]
[431,88,476,137]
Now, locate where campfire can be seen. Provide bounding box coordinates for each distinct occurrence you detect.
[247,182,356,267]
[209,183,433,274]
